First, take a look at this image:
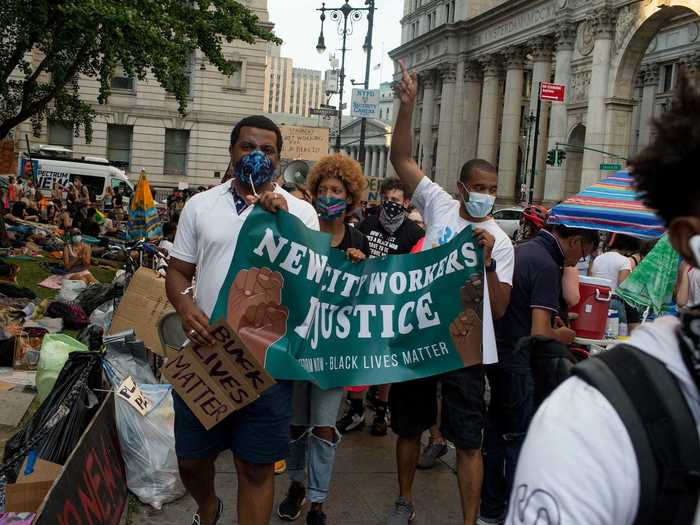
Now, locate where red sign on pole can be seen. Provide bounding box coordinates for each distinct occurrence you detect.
[539,82,566,103]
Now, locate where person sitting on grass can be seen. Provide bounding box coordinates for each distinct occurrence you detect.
[63,228,97,284]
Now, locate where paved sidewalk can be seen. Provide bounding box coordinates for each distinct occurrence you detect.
[129,426,463,524]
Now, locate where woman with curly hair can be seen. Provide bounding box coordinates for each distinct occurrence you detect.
[277,153,369,525]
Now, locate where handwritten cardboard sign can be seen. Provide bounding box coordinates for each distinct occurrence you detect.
[117,376,150,416]
[279,125,329,162]
[161,320,275,430]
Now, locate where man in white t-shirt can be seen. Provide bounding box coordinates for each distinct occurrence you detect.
[166,116,318,525]
[507,76,700,525]
[386,60,515,525]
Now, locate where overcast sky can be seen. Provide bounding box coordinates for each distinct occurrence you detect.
[268,0,403,104]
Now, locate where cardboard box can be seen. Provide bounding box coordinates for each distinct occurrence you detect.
[109,267,173,356]
[161,320,275,430]
[5,457,62,513]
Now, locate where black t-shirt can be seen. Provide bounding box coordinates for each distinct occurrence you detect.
[494,230,565,366]
[335,224,370,256]
[358,215,424,257]
[82,220,101,237]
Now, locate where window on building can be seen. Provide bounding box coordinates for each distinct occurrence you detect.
[225,60,244,90]
[663,64,675,92]
[111,64,134,91]
[164,129,189,176]
[47,120,74,149]
[107,125,133,167]
[445,4,450,23]
[450,1,456,22]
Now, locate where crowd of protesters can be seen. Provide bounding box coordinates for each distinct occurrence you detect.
[156,64,700,525]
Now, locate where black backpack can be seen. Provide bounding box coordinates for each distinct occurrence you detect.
[572,344,700,525]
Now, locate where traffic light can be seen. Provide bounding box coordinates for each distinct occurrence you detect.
[546,149,556,166]
[556,149,566,166]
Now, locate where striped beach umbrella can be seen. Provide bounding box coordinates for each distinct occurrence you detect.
[548,170,665,239]
[128,170,162,240]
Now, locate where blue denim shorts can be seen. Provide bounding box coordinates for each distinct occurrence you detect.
[173,381,293,465]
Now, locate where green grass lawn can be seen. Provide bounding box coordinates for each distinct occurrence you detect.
[16,259,117,301]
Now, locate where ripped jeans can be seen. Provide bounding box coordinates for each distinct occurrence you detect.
[287,382,345,503]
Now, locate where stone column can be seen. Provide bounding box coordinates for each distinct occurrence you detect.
[544,21,577,202]
[462,61,483,167]
[436,62,457,188]
[528,36,554,201]
[448,60,466,189]
[477,55,503,165]
[378,146,387,178]
[581,8,615,190]
[373,146,380,177]
[418,71,436,173]
[386,93,400,178]
[638,64,659,148]
[364,147,372,177]
[497,46,525,202]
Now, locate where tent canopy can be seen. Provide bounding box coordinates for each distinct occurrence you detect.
[548,170,665,239]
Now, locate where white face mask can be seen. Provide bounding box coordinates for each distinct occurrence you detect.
[459,184,495,219]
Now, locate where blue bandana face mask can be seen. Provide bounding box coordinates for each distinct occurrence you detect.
[234,150,275,196]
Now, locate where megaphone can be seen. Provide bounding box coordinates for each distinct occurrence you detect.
[282,160,311,187]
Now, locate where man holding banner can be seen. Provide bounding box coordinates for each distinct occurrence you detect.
[165,115,319,525]
[387,60,515,525]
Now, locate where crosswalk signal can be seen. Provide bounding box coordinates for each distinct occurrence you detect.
[546,149,556,166]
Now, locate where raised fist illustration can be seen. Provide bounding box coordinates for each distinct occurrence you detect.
[237,302,289,366]
[227,267,284,332]
[450,274,484,367]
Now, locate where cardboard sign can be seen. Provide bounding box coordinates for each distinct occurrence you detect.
[116,376,150,416]
[279,126,329,162]
[109,267,173,356]
[539,82,566,102]
[34,393,127,525]
[161,320,275,430]
[5,457,62,513]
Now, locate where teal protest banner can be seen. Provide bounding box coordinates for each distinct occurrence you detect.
[211,206,491,389]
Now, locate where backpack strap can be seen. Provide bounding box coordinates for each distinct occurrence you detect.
[573,344,700,525]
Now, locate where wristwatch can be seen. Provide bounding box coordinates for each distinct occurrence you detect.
[485,259,497,273]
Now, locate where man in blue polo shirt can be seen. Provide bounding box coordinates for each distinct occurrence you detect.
[479,225,598,524]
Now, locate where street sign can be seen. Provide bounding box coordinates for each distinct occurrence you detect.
[309,107,339,117]
[539,82,566,103]
[351,88,380,118]
[600,163,622,171]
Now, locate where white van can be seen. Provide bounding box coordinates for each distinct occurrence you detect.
[17,145,134,202]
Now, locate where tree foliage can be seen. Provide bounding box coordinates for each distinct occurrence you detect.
[0,0,280,142]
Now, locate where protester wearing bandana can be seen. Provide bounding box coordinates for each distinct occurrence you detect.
[166,116,318,525]
[507,75,700,525]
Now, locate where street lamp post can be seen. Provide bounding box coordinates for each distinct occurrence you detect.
[316,0,376,164]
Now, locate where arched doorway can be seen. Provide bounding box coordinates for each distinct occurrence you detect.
[565,124,585,198]
[605,2,700,159]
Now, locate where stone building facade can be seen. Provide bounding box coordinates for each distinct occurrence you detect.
[390,0,700,204]
[8,0,273,190]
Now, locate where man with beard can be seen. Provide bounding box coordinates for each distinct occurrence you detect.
[165,115,319,525]
[335,177,424,436]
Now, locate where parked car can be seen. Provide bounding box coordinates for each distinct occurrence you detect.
[493,207,523,239]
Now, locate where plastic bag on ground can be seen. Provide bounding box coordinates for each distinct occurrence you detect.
[89,301,115,331]
[113,382,185,509]
[2,352,103,483]
[36,334,89,403]
[56,280,87,303]
[76,283,122,316]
